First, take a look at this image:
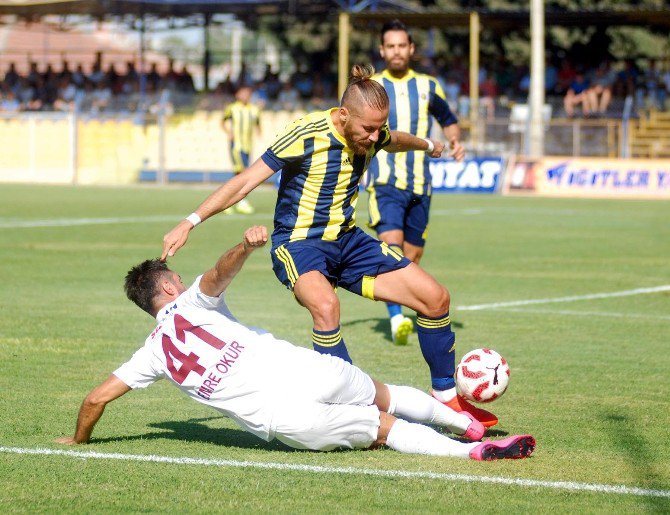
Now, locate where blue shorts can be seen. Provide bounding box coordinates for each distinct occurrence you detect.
[271,227,412,298]
[230,144,250,173]
[367,184,431,247]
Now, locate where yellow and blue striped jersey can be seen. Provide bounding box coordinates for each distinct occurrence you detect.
[222,101,260,154]
[369,69,457,195]
[261,109,391,246]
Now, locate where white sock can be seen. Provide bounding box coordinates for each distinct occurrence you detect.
[386,419,477,458]
[387,384,471,435]
[431,386,457,403]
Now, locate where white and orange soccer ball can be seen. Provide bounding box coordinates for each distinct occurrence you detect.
[456,348,510,403]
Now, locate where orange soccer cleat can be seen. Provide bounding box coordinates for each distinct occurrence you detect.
[432,391,499,428]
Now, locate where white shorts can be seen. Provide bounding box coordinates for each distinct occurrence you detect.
[269,347,380,451]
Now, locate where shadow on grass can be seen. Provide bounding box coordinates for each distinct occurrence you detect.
[342,316,464,345]
[601,411,668,511]
[91,416,291,452]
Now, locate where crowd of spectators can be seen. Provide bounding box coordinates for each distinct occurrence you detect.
[426,56,670,120]
[2,54,670,119]
[211,63,338,112]
[0,58,195,114]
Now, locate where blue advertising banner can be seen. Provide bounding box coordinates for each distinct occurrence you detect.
[429,157,504,193]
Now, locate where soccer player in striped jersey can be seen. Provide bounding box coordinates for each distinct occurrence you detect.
[368,20,465,349]
[222,85,260,214]
[162,64,498,428]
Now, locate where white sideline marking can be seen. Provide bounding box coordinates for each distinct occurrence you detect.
[457,285,670,312]
[0,216,180,228]
[1,446,669,499]
[0,214,268,228]
[491,307,670,322]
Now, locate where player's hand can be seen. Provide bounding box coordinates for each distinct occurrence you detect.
[243,225,268,251]
[448,137,465,162]
[428,139,445,158]
[162,220,194,260]
[54,436,79,445]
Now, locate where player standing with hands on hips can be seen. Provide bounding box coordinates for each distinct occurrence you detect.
[56,225,535,459]
[368,19,465,349]
[162,64,498,429]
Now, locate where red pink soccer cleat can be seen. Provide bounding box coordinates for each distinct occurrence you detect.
[469,435,536,461]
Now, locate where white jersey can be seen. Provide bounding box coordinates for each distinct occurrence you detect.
[114,276,311,441]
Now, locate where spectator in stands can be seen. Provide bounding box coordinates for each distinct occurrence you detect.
[517,66,530,100]
[292,66,314,99]
[545,58,558,94]
[146,63,162,92]
[54,76,79,111]
[71,64,87,89]
[443,73,460,114]
[18,76,42,111]
[215,73,235,96]
[236,62,254,89]
[556,60,576,95]
[123,61,140,94]
[164,60,180,91]
[309,72,328,109]
[564,70,591,118]
[263,64,281,100]
[662,64,670,110]
[177,65,196,93]
[60,60,73,82]
[3,62,20,91]
[588,62,614,116]
[251,82,268,109]
[0,89,20,112]
[277,80,299,111]
[27,62,41,88]
[638,59,664,110]
[615,59,639,98]
[91,80,112,113]
[493,59,515,99]
[479,70,498,120]
[89,62,105,85]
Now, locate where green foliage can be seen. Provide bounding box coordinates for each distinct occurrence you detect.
[0,185,669,511]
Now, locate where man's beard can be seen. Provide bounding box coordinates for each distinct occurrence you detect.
[387,59,409,74]
[344,127,371,155]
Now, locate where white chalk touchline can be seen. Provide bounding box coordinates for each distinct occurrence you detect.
[487,307,670,321]
[0,216,180,228]
[0,214,269,228]
[457,285,670,311]
[1,446,668,499]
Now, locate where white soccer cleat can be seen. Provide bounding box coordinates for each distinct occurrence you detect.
[391,316,413,346]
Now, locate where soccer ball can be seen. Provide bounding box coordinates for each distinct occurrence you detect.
[456,348,510,403]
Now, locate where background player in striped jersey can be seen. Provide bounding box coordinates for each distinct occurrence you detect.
[162,65,498,428]
[57,225,534,459]
[368,20,465,349]
[222,85,260,214]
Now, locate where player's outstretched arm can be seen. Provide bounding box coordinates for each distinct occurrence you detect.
[199,225,269,297]
[385,130,445,158]
[161,159,275,260]
[55,375,131,445]
[443,123,465,161]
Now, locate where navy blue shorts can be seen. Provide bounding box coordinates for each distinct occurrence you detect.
[271,227,412,298]
[230,144,250,172]
[367,184,431,247]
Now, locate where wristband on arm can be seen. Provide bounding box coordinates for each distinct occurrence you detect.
[186,213,201,227]
[423,138,435,153]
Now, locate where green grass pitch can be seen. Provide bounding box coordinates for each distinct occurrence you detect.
[1,184,669,512]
